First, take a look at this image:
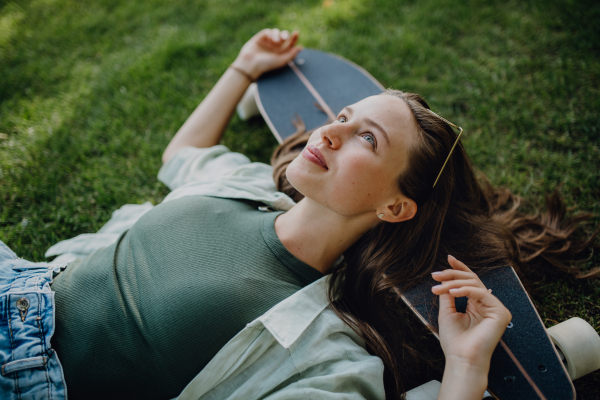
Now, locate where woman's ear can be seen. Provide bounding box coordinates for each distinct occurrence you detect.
[380,198,417,223]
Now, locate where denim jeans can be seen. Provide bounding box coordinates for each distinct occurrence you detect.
[0,241,67,400]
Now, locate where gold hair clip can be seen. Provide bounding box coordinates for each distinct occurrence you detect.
[426,110,464,188]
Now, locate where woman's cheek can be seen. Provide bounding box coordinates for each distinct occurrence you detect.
[335,162,391,211]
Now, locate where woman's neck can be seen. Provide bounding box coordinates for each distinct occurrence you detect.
[274,197,377,274]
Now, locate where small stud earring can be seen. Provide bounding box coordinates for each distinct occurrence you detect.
[378,213,384,219]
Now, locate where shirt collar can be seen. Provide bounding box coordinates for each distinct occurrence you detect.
[256,275,331,349]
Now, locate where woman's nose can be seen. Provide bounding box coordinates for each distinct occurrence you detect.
[320,123,345,149]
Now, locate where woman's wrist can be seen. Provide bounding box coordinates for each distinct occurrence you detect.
[228,64,255,82]
[231,54,261,81]
[438,357,488,400]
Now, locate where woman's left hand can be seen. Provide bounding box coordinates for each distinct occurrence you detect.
[232,29,303,81]
[432,256,512,398]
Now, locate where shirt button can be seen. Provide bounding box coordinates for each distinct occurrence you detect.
[16,297,30,311]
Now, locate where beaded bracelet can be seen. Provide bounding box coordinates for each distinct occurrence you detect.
[229,64,255,82]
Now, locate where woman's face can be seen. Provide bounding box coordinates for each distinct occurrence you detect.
[286,94,418,218]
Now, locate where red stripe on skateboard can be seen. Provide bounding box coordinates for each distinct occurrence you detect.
[498,339,547,400]
[287,60,337,121]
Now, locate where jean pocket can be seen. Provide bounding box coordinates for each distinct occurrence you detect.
[2,356,47,375]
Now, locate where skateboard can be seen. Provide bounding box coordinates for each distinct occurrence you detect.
[402,265,600,400]
[236,48,385,143]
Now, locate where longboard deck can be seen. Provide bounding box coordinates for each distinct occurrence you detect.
[402,266,575,400]
[255,48,385,143]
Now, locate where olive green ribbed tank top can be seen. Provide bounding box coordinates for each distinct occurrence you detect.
[50,196,322,400]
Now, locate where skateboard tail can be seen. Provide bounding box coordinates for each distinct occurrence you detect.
[401,265,576,400]
[502,267,575,400]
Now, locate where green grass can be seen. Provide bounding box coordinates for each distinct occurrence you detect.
[1,0,599,397]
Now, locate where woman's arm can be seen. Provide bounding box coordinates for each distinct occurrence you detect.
[432,256,513,400]
[162,29,302,164]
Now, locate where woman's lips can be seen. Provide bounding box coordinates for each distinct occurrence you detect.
[303,145,328,169]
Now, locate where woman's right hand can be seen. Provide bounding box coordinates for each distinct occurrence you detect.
[232,29,302,81]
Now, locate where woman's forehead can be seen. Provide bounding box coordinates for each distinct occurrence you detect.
[349,95,418,146]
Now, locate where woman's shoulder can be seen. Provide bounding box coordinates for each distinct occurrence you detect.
[158,145,254,190]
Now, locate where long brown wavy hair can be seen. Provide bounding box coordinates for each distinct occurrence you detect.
[270,89,599,398]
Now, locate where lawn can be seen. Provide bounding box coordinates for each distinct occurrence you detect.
[1,0,599,397]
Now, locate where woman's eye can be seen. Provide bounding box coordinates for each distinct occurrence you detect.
[337,116,347,123]
[362,133,376,147]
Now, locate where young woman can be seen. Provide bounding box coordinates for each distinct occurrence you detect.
[1,29,595,400]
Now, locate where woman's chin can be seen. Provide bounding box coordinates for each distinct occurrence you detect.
[285,161,308,194]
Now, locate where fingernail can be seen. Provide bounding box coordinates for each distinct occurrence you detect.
[449,288,459,293]
[448,254,456,261]
[431,271,443,276]
[432,284,442,289]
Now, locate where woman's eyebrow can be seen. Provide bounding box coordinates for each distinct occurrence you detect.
[343,106,390,146]
[365,118,390,146]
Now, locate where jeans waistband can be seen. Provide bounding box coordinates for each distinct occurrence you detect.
[1,241,68,400]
